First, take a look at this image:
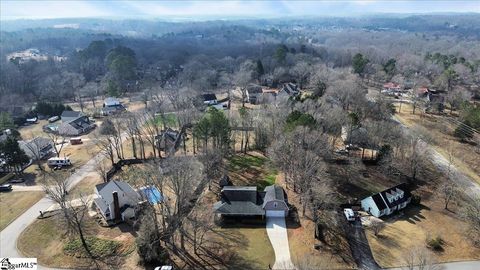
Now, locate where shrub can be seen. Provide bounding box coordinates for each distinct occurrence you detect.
[64,237,120,258]
[411,194,422,205]
[426,236,444,251]
[454,123,474,142]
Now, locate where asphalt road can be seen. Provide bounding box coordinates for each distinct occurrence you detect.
[0,151,104,269]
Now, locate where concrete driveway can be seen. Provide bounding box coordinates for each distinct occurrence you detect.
[266,217,295,270]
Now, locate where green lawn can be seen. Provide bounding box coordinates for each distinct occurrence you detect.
[229,155,267,170]
[228,154,278,190]
[152,113,178,128]
[217,226,275,270]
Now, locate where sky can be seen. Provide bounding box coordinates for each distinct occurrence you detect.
[1,1,479,20]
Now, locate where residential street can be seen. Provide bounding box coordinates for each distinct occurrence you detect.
[389,260,480,270]
[266,217,296,270]
[0,151,104,261]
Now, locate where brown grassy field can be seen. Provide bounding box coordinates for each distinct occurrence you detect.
[366,195,480,268]
[0,191,45,231]
[394,102,480,184]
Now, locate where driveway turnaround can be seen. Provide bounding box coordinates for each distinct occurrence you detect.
[266,217,295,270]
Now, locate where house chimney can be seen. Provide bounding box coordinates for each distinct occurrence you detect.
[112,191,121,223]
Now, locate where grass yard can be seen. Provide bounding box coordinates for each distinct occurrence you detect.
[152,113,178,128]
[18,120,49,140]
[220,226,275,269]
[18,213,136,269]
[228,153,277,190]
[394,102,480,184]
[68,172,102,197]
[0,191,44,231]
[171,179,275,270]
[366,196,480,268]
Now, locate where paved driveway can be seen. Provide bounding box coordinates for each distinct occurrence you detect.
[266,217,295,270]
[343,219,381,270]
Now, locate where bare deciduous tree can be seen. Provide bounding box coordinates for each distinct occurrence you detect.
[42,173,96,263]
[370,219,386,236]
[462,196,480,247]
[47,132,66,158]
[402,246,442,270]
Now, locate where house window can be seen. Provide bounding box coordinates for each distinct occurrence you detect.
[274,202,278,208]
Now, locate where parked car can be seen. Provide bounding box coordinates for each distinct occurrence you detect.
[346,144,360,151]
[70,137,82,145]
[343,208,356,222]
[0,184,13,192]
[335,149,349,155]
[154,266,173,270]
[48,116,60,123]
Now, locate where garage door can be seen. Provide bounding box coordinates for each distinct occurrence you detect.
[266,210,285,217]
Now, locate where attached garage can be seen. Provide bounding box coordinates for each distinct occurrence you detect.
[266,210,286,217]
[263,185,289,218]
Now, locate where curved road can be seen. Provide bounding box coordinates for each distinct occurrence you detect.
[0,151,104,269]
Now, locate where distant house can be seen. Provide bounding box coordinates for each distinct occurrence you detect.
[246,84,263,104]
[416,87,445,112]
[93,180,141,223]
[280,83,300,97]
[58,115,95,136]
[19,137,53,160]
[361,183,412,218]
[102,97,125,116]
[201,94,218,105]
[382,82,401,92]
[416,87,430,98]
[104,97,121,107]
[61,110,84,123]
[155,128,183,152]
[427,94,445,112]
[213,185,289,220]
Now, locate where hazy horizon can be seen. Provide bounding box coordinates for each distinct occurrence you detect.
[1,0,479,21]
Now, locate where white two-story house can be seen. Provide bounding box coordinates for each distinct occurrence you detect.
[361,183,412,218]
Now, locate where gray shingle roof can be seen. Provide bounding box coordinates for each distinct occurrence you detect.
[95,180,137,196]
[263,185,285,208]
[94,197,110,215]
[214,185,288,216]
[213,200,265,216]
[247,84,263,94]
[61,110,82,118]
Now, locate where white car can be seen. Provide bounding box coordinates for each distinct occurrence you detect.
[154,266,173,270]
[344,208,356,222]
